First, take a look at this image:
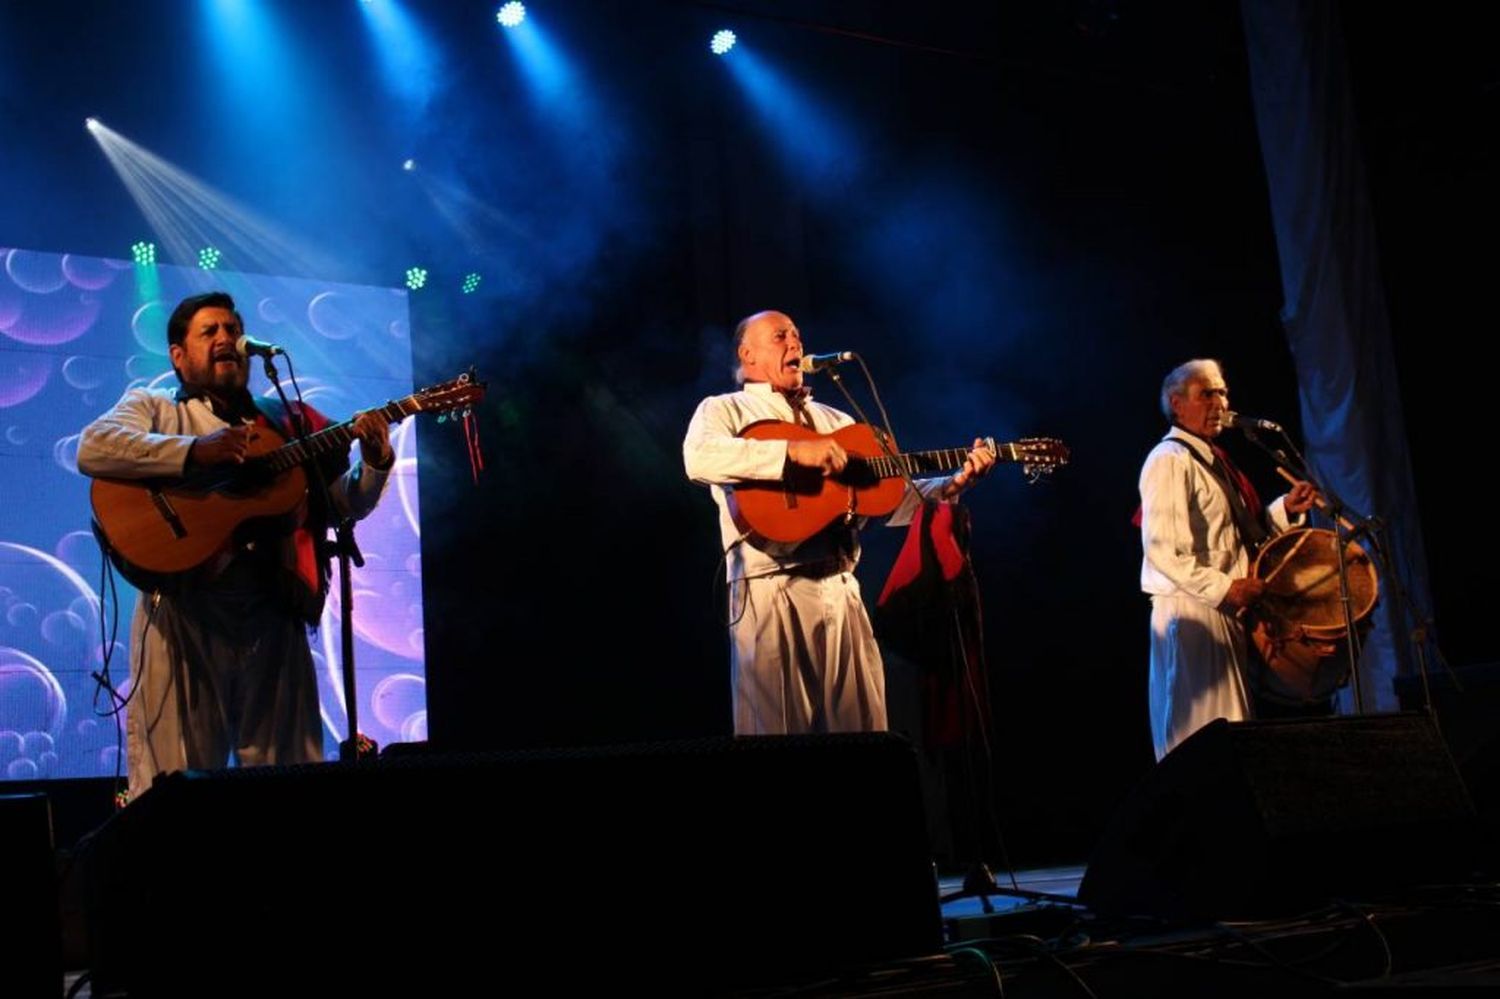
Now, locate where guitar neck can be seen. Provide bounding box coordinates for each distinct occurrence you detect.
[859,442,1017,480]
[261,397,413,473]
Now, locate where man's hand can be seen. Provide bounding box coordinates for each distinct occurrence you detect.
[1220,577,1265,612]
[1284,479,1320,516]
[939,438,998,500]
[190,425,252,466]
[353,410,394,469]
[787,438,847,475]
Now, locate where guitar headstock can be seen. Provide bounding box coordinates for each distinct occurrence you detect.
[413,367,487,420]
[1013,437,1070,483]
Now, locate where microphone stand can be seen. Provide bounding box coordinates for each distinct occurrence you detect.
[817,361,1058,916]
[259,354,371,764]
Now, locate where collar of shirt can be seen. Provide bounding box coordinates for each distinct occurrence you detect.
[743,381,814,421]
[1164,424,1214,462]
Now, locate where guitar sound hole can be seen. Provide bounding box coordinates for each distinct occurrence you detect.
[783,465,825,497]
[838,459,881,489]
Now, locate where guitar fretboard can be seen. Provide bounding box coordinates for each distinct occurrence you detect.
[261,398,415,473]
[858,445,1015,480]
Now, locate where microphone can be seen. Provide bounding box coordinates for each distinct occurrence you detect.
[1223,410,1283,433]
[798,351,855,373]
[236,334,285,358]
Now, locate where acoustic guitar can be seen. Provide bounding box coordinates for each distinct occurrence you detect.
[728,420,1069,544]
[89,371,485,585]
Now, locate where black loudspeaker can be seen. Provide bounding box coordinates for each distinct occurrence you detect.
[0,794,61,998]
[1078,714,1484,922]
[83,733,941,993]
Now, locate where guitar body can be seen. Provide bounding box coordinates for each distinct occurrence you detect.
[90,422,308,581]
[730,421,907,544]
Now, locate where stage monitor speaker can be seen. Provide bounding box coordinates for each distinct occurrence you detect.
[1078,714,1484,922]
[82,732,941,993]
[0,793,61,998]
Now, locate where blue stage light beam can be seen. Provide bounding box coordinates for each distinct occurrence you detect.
[88,119,339,278]
[711,29,737,55]
[358,0,442,115]
[494,6,588,125]
[721,45,865,190]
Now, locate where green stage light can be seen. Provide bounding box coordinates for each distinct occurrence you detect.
[405,267,428,290]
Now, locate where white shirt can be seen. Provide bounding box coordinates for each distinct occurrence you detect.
[1139,425,1296,608]
[77,386,389,522]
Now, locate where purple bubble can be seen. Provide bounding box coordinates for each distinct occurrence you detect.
[307,291,362,341]
[131,301,170,355]
[258,297,287,325]
[58,534,102,578]
[371,673,425,730]
[0,282,21,329]
[388,319,409,340]
[6,602,39,628]
[41,609,87,645]
[0,354,50,408]
[22,730,55,756]
[7,758,37,779]
[38,750,57,777]
[0,649,67,738]
[6,426,26,445]
[0,730,21,763]
[53,434,82,475]
[98,745,119,771]
[62,355,112,390]
[62,255,117,291]
[401,710,427,742]
[2,294,102,346]
[125,355,163,379]
[4,249,68,294]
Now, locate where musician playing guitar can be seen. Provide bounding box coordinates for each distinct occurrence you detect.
[77,291,394,801]
[684,310,997,736]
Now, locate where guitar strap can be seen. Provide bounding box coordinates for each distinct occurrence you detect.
[254,397,343,624]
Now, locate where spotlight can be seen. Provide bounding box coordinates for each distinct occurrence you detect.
[405,267,428,290]
[710,29,737,55]
[130,241,157,266]
[85,117,100,131]
[461,273,482,294]
[496,2,526,28]
[198,247,222,270]
[402,159,416,172]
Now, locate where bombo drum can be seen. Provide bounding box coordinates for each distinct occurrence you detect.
[1249,527,1379,704]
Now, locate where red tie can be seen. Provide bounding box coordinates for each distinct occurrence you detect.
[1211,443,1264,521]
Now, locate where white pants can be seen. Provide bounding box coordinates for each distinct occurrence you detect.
[729,571,888,735]
[125,570,323,801]
[1148,594,1251,761]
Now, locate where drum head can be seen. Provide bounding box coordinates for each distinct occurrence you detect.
[1254,528,1378,633]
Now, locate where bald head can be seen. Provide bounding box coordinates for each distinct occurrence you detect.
[734,310,805,393]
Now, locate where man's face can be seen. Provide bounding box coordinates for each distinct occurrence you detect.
[170,306,247,392]
[738,311,804,393]
[1171,371,1229,438]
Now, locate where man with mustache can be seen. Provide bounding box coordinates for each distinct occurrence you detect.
[78,291,393,800]
[1139,358,1317,760]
